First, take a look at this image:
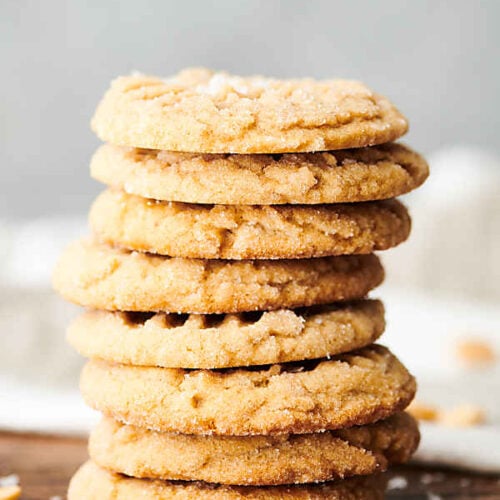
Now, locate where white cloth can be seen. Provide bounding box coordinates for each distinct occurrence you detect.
[0,216,98,434]
[381,286,500,473]
[386,146,500,303]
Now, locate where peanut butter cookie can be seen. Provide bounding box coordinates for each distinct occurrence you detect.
[91,69,408,154]
[89,413,418,485]
[53,239,384,314]
[90,143,428,205]
[68,300,385,369]
[69,461,387,499]
[80,345,416,436]
[90,190,411,259]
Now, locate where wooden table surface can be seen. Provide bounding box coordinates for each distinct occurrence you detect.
[1,431,499,499]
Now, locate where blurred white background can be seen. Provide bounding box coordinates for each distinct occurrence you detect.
[1,0,499,218]
[2,0,499,307]
[1,0,500,470]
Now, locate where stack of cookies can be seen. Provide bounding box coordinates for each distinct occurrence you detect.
[54,69,429,499]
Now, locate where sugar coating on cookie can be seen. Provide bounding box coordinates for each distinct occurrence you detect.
[89,413,419,485]
[80,345,416,436]
[91,68,408,153]
[68,300,385,369]
[68,461,388,499]
[91,142,428,205]
[90,190,411,259]
[53,239,384,314]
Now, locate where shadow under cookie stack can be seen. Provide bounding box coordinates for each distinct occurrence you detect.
[54,69,429,499]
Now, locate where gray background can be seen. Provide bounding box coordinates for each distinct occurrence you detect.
[1,0,498,219]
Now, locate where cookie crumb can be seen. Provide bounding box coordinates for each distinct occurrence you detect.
[387,476,408,490]
[407,401,439,421]
[408,400,486,427]
[0,486,21,500]
[439,404,486,427]
[420,473,434,485]
[0,476,20,500]
[420,472,445,485]
[427,493,442,500]
[455,338,496,367]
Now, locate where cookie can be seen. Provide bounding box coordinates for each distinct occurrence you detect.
[89,413,418,485]
[80,345,416,436]
[91,143,428,205]
[53,239,384,314]
[68,461,387,500]
[90,190,411,259]
[91,69,408,154]
[68,300,385,369]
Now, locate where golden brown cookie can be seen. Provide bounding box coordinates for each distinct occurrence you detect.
[91,143,428,205]
[90,190,411,259]
[68,300,384,369]
[53,239,384,314]
[80,345,416,436]
[90,413,418,485]
[68,461,387,500]
[91,69,408,154]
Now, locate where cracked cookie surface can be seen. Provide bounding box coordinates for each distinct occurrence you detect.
[91,68,408,154]
[90,190,411,259]
[69,461,387,499]
[91,142,428,205]
[80,345,416,436]
[68,300,385,369]
[53,239,384,314]
[89,413,418,485]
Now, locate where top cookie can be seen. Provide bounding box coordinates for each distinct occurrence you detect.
[91,68,408,153]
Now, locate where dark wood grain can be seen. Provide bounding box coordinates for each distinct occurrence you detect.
[0,431,499,499]
[0,432,87,500]
[386,466,500,500]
